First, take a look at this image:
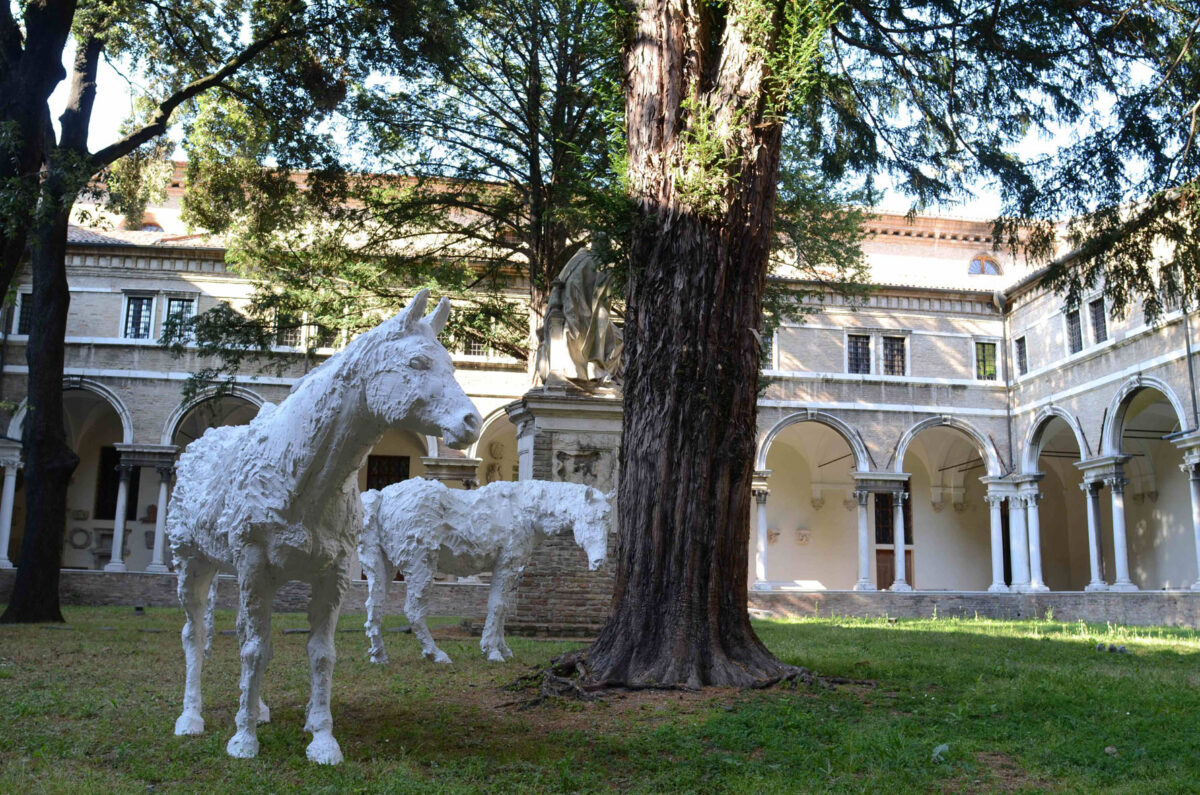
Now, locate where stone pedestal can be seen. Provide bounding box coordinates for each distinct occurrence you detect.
[504,386,622,632]
[420,456,483,489]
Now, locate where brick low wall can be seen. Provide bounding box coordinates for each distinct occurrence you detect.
[7,569,1200,630]
[0,569,490,618]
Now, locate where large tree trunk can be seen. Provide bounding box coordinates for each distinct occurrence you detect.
[584,0,797,687]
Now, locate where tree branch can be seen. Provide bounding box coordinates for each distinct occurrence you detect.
[89,23,300,170]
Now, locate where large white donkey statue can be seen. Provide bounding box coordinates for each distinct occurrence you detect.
[167,290,481,765]
[359,478,610,665]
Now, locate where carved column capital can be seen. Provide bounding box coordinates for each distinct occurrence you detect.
[753,489,769,505]
[1105,475,1129,494]
[983,493,1006,508]
[853,489,870,506]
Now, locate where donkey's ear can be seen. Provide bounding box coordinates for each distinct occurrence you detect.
[424,296,450,335]
[396,289,430,332]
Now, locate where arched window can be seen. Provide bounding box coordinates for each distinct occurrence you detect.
[968,255,1002,275]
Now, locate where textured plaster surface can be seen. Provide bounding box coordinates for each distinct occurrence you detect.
[166,291,481,764]
[359,478,610,663]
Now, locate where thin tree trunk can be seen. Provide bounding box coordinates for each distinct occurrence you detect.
[0,34,98,623]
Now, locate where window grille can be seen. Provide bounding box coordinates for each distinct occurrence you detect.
[15,292,31,335]
[463,337,488,357]
[847,334,871,374]
[1089,298,1107,343]
[1015,337,1028,376]
[366,455,410,491]
[883,336,905,375]
[968,256,1002,275]
[975,342,998,380]
[1066,309,1083,354]
[123,296,154,339]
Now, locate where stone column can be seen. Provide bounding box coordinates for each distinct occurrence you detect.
[1187,463,1200,591]
[1007,494,1031,592]
[1081,480,1107,591]
[1106,474,1138,591]
[890,492,912,591]
[1024,491,1049,592]
[104,464,133,572]
[753,488,769,588]
[984,493,1008,592]
[0,453,21,569]
[853,489,874,591]
[146,465,173,573]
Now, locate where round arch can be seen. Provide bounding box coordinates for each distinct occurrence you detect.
[756,409,872,472]
[7,377,134,443]
[465,406,517,460]
[1020,406,1090,473]
[893,415,1003,477]
[1100,375,1189,456]
[160,385,266,445]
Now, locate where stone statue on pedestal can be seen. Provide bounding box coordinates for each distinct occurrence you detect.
[535,247,623,390]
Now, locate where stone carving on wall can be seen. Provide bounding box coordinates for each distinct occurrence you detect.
[359,478,610,664]
[534,247,623,390]
[167,291,481,765]
[551,432,618,492]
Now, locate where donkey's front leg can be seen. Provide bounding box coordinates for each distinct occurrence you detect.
[481,556,522,662]
[227,547,275,760]
[361,543,392,665]
[305,563,349,765]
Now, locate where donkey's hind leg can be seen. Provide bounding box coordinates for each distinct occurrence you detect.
[404,550,450,664]
[362,543,393,665]
[175,556,216,736]
[304,563,349,765]
[481,554,521,662]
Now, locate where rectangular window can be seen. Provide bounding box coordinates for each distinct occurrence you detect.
[14,291,31,335]
[1066,309,1083,354]
[847,334,871,374]
[1015,336,1028,376]
[975,341,998,381]
[366,455,410,491]
[93,446,139,522]
[463,337,487,357]
[882,336,906,376]
[274,313,303,348]
[873,492,912,545]
[1090,298,1108,344]
[312,323,338,349]
[164,297,195,339]
[123,295,154,339]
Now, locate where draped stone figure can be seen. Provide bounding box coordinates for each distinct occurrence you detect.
[536,247,623,389]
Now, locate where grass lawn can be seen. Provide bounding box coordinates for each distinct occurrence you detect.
[1,607,1199,793]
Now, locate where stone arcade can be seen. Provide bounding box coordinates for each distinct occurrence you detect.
[2,177,1200,628]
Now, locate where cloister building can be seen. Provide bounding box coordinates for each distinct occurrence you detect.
[2,183,1200,616]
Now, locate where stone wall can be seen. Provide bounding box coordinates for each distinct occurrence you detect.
[749,590,1200,628]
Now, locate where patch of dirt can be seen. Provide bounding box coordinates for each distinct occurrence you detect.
[939,751,1049,793]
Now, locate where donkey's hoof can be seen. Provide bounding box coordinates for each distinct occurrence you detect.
[368,650,389,665]
[256,700,271,724]
[425,648,452,664]
[174,711,205,736]
[485,648,506,663]
[226,731,259,759]
[306,732,343,765]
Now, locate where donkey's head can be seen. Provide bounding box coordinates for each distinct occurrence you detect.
[571,486,612,571]
[356,290,482,448]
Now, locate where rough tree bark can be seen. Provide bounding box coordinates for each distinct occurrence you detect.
[582,0,814,687]
[0,35,99,623]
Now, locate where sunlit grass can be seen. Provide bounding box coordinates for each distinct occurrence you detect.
[2,606,1198,792]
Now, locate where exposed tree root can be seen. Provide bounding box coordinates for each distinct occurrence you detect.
[501,650,872,709]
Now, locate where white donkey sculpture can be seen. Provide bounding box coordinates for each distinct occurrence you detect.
[168,290,481,765]
[359,478,610,665]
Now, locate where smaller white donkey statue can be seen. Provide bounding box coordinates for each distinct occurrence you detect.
[168,290,481,765]
[359,478,610,664]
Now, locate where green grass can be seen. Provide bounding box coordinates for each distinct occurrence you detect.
[2,607,1199,793]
